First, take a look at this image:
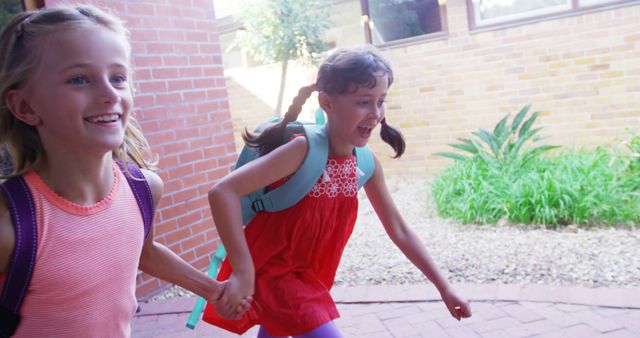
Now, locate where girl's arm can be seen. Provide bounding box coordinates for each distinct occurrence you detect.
[364,156,471,320]
[208,135,308,315]
[137,169,250,318]
[0,194,15,274]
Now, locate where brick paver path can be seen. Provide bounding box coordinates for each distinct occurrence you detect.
[132,284,640,337]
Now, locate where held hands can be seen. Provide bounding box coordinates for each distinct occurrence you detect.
[440,287,472,321]
[215,272,255,320]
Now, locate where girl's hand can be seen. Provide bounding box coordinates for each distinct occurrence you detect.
[216,273,254,320]
[441,287,472,321]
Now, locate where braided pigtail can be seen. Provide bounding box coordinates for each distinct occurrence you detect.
[242,84,316,155]
[380,118,405,158]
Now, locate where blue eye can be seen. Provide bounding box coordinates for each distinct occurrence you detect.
[111,74,127,84]
[357,101,369,107]
[67,76,89,85]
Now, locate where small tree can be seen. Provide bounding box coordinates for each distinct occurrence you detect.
[235,0,330,116]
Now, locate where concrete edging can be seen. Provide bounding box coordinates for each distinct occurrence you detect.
[330,283,640,309]
[136,283,640,318]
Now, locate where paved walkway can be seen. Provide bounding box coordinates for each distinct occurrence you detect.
[132,283,640,337]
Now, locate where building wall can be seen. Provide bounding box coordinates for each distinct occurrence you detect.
[222,0,640,176]
[384,0,640,175]
[45,0,236,297]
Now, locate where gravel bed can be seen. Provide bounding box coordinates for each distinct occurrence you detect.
[152,177,640,301]
[335,177,640,288]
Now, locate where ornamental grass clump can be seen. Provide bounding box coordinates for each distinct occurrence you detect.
[434,104,559,173]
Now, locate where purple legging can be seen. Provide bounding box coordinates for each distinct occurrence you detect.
[256,321,344,338]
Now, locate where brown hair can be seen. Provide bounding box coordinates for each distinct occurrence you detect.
[244,45,405,158]
[0,5,157,178]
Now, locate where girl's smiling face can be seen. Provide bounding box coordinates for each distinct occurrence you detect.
[14,25,132,158]
[322,76,388,157]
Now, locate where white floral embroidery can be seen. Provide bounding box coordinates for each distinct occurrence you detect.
[309,158,358,198]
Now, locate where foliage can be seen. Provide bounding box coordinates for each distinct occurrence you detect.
[624,125,640,174]
[235,0,329,64]
[234,0,330,116]
[432,105,640,228]
[432,148,640,228]
[1,0,22,29]
[435,104,559,172]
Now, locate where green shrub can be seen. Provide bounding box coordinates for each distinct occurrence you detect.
[432,148,640,228]
[432,105,640,228]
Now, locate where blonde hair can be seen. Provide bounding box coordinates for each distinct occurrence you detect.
[0,5,157,178]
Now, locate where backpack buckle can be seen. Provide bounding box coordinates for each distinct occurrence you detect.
[251,200,265,213]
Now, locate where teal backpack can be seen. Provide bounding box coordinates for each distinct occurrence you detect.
[186,112,375,329]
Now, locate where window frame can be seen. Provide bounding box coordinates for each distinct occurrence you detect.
[466,0,640,32]
[360,0,449,48]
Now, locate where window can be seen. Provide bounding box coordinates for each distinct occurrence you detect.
[361,0,447,46]
[468,0,640,30]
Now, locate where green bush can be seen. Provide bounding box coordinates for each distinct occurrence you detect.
[432,148,640,228]
[432,105,640,228]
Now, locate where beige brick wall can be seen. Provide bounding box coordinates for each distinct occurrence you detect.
[224,0,640,176]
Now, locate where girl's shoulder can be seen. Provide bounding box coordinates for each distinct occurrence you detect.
[137,168,163,207]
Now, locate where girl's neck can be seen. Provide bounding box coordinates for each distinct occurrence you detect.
[35,152,116,205]
[326,124,355,157]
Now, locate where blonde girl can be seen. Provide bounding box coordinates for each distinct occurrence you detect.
[0,5,245,337]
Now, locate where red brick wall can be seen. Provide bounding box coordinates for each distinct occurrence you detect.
[44,0,236,297]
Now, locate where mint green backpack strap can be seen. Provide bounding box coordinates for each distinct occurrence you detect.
[185,244,226,329]
[314,107,326,125]
[252,124,328,212]
[355,146,375,189]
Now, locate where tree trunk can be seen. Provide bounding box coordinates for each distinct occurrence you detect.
[275,56,289,117]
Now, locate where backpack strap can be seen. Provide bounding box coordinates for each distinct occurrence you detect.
[0,177,37,337]
[117,161,154,240]
[354,146,375,189]
[249,124,329,216]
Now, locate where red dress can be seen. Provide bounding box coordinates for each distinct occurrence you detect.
[203,156,359,336]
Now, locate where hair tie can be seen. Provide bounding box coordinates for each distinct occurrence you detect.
[380,118,388,126]
[15,14,33,40]
[15,23,26,39]
[15,16,32,39]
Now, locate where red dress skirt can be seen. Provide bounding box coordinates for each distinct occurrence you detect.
[203,156,359,336]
